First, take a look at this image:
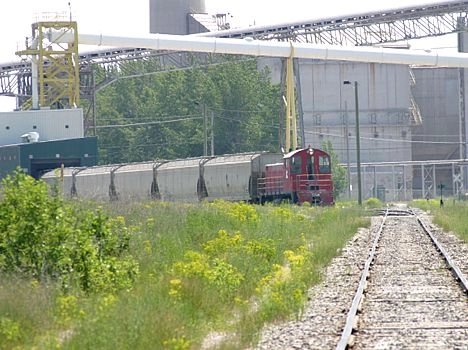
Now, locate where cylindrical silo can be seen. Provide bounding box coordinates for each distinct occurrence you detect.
[149,0,206,35]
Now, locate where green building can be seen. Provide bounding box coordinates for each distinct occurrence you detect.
[0,137,98,180]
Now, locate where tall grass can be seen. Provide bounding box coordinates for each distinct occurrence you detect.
[412,199,468,242]
[1,200,368,349]
[0,275,58,348]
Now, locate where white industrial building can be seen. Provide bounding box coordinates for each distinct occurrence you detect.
[147,0,468,201]
[0,109,84,146]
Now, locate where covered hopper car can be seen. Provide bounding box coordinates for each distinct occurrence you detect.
[41,147,334,205]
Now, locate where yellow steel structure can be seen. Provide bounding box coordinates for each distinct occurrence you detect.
[16,20,80,110]
[285,43,298,152]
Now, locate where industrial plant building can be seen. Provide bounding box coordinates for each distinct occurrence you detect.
[0,0,466,202]
[146,0,468,201]
[0,109,97,180]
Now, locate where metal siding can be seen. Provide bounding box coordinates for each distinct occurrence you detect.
[114,163,154,200]
[157,159,201,202]
[42,169,76,197]
[412,68,459,161]
[43,164,109,200]
[76,168,112,200]
[204,160,252,201]
[0,109,84,146]
[0,145,21,178]
[294,60,412,164]
[150,0,206,34]
[18,137,97,174]
[20,137,95,159]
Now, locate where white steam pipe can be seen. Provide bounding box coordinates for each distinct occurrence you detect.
[31,57,39,109]
[50,31,468,68]
[28,38,40,109]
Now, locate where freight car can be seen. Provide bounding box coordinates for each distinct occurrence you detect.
[41,147,334,205]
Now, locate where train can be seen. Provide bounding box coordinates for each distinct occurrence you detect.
[41,147,334,205]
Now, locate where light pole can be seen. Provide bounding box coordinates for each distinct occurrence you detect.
[194,101,209,156]
[343,80,362,206]
[203,103,208,156]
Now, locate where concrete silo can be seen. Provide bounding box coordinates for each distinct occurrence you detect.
[149,0,206,34]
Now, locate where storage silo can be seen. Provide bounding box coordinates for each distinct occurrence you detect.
[149,0,206,34]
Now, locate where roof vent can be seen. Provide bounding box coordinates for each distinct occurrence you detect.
[21,132,40,143]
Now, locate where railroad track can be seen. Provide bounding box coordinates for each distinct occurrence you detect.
[255,206,468,350]
[337,207,468,349]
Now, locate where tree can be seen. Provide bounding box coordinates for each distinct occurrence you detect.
[321,141,348,199]
[94,56,281,163]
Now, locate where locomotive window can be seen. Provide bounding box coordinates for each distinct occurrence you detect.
[319,156,330,173]
[291,156,302,174]
[307,156,315,179]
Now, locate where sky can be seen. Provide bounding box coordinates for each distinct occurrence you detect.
[0,0,458,110]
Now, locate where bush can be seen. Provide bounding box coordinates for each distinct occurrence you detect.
[0,170,139,294]
[363,197,382,209]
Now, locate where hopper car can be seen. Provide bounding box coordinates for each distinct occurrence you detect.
[41,147,334,205]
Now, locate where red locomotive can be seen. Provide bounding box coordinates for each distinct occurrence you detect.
[257,148,334,205]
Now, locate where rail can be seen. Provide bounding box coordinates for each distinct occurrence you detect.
[417,214,468,293]
[336,207,468,349]
[335,207,389,350]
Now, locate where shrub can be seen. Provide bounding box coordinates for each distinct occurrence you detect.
[363,197,382,209]
[0,170,139,294]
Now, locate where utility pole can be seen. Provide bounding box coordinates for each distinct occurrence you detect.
[203,104,208,156]
[211,110,214,156]
[344,80,362,206]
[344,100,351,199]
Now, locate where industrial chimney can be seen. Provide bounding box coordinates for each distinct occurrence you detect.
[149,0,206,35]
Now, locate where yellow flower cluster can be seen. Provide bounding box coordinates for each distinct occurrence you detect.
[203,229,243,256]
[56,295,81,324]
[169,278,182,300]
[209,200,259,222]
[255,244,310,312]
[162,335,191,350]
[284,248,306,269]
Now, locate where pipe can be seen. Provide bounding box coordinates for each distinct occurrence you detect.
[31,56,39,109]
[50,31,468,68]
[29,38,39,109]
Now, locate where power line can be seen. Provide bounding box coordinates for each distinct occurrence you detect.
[304,129,465,146]
[95,116,203,129]
[97,114,202,122]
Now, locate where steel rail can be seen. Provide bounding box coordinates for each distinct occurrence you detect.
[335,207,389,350]
[337,207,467,349]
[416,214,468,293]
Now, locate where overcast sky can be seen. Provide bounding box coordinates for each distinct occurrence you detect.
[0,0,457,110]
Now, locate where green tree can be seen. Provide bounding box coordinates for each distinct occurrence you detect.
[321,141,348,199]
[94,56,281,163]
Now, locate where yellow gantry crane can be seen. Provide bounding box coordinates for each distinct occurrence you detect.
[16,17,80,110]
[284,43,298,152]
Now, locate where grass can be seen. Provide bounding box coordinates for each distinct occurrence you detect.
[0,275,58,347]
[412,198,468,242]
[1,199,369,350]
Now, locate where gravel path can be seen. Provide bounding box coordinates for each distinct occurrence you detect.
[255,206,468,350]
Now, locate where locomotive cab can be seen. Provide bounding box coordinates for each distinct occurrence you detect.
[283,148,334,205]
[257,147,334,205]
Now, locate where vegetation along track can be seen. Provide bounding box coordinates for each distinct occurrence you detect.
[255,206,468,349]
